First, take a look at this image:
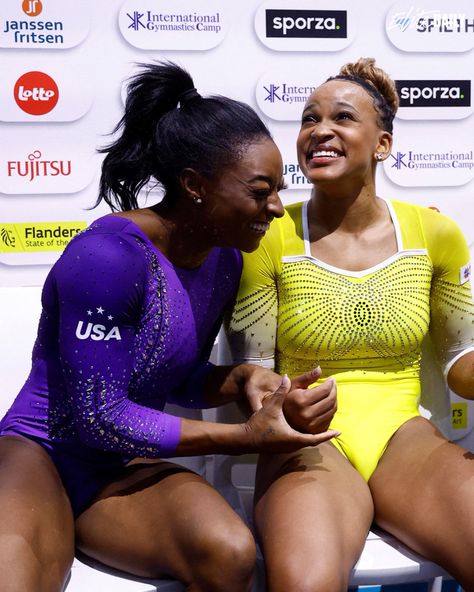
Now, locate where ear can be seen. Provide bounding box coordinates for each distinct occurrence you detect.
[179,168,207,204]
[374,131,393,162]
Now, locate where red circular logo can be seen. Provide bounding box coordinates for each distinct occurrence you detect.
[22,0,43,17]
[14,71,59,116]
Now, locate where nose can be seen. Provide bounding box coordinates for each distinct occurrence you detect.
[309,119,333,141]
[267,190,285,219]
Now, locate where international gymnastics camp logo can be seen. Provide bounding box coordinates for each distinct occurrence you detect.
[383,140,474,187]
[118,0,228,50]
[14,71,58,115]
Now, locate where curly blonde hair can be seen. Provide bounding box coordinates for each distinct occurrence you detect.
[328,57,399,133]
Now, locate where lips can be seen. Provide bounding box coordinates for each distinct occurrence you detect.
[307,145,344,166]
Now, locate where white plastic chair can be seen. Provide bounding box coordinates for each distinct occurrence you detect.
[213,401,450,592]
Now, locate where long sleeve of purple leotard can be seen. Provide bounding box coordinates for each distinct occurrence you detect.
[48,226,188,458]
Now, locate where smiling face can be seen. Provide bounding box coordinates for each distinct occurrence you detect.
[197,137,285,252]
[296,80,392,190]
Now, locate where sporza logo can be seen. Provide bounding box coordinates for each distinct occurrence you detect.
[396,80,471,106]
[254,1,355,51]
[265,9,347,38]
[75,307,121,342]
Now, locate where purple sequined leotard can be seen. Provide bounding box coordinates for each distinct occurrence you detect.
[0,216,242,515]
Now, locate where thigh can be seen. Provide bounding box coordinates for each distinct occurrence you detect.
[370,417,474,588]
[255,442,374,592]
[0,436,74,592]
[75,459,255,582]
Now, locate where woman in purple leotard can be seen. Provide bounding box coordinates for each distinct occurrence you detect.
[0,62,337,592]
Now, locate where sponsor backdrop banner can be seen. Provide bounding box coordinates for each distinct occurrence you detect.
[1,0,473,279]
[0,0,473,435]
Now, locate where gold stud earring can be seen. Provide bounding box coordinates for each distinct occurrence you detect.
[375,153,384,161]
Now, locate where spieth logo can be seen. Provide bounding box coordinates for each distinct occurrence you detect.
[75,307,121,342]
[14,71,58,115]
[265,9,347,37]
[396,80,471,107]
[22,0,43,16]
[386,1,474,52]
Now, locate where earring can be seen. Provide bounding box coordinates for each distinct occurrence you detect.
[375,153,384,161]
[193,197,202,205]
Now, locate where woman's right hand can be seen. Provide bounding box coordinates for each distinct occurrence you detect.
[242,375,339,453]
[283,369,337,434]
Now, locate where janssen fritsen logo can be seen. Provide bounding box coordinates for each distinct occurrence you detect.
[265,9,347,38]
[22,0,43,17]
[396,80,471,107]
[14,71,58,115]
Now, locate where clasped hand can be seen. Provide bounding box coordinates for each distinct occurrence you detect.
[241,366,338,452]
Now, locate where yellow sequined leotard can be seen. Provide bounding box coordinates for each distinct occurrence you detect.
[226,198,474,480]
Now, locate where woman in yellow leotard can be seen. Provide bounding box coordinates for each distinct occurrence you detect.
[225,57,474,590]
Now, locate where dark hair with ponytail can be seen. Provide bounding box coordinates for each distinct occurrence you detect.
[96,61,272,211]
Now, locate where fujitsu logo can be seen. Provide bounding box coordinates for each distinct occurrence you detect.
[7,150,71,181]
[14,71,59,116]
[75,307,121,342]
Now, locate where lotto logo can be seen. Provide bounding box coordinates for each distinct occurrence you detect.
[14,71,59,116]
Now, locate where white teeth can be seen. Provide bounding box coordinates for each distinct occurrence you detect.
[249,222,269,232]
[312,150,339,158]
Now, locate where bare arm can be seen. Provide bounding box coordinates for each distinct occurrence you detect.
[447,351,474,399]
[174,375,339,456]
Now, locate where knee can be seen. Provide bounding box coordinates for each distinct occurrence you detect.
[191,523,256,591]
[267,558,348,592]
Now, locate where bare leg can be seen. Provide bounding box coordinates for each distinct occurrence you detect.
[75,459,256,592]
[0,436,74,592]
[370,417,474,591]
[254,442,374,592]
